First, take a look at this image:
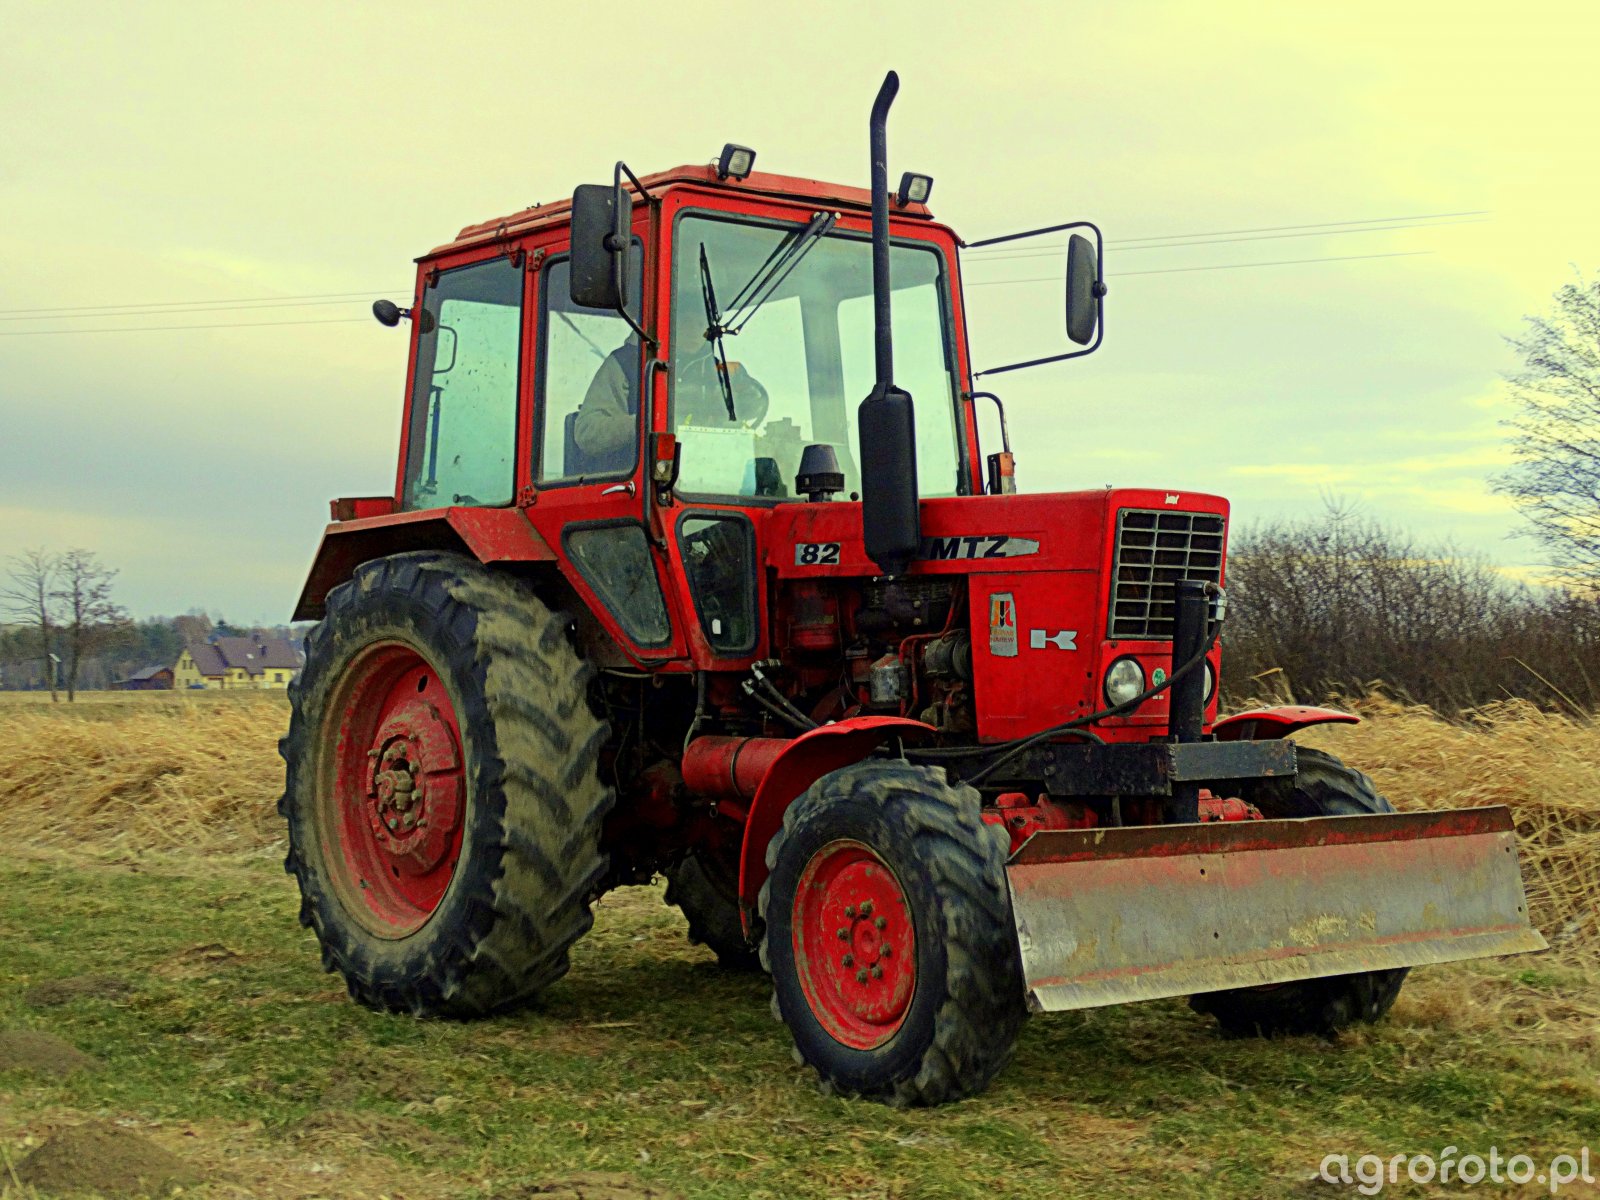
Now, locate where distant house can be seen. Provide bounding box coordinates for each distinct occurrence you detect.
[174,636,302,690]
[114,665,174,691]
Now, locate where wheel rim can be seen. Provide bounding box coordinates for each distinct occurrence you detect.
[792,839,917,1050]
[323,641,467,937]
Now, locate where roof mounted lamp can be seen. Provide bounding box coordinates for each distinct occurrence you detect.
[896,172,933,206]
[717,143,757,180]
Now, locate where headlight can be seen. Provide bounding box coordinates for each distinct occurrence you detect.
[1104,657,1146,708]
[1204,661,1216,702]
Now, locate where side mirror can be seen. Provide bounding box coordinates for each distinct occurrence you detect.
[569,182,629,310]
[372,299,402,327]
[1065,232,1103,346]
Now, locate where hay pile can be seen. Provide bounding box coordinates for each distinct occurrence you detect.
[1300,697,1600,952]
[1,692,288,854]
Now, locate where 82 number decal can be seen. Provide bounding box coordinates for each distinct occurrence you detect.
[795,542,841,566]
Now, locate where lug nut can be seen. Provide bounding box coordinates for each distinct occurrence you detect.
[856,969,869,983]
[875,916,886,930]
[871,966,883,980]
[842,954,854,967]
[837,927,849,940]
[879,945,892,959]
[859,901,873,916]
[844,905,855,918]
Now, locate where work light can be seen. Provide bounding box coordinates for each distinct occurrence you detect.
[896,172,933,205]
[717,144,757,180]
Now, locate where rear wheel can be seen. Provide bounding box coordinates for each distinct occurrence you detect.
[1188,746,1409,1036]
[664,849,760,971]
[280,552,613,1016]
[760,761,1027,1106]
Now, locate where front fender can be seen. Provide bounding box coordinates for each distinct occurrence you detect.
[1212,705,1359,742]
[737,716,935,930]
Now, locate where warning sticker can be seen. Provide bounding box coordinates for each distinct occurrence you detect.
[989,592,1018,658]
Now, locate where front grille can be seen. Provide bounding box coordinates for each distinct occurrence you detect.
[1109,509,1226,639]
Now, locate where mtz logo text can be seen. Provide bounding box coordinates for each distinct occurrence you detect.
[921,535,1041,561]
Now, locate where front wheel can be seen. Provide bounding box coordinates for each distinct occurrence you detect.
[1188,746,1409,1036]
[760,761,1027,1106]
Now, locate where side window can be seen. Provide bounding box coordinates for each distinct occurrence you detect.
[402,257,523,510]
[563,522,672,647]
[538,249,644,483]
[678,513,757,654]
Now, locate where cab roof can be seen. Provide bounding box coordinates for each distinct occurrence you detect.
[427,163,939,259]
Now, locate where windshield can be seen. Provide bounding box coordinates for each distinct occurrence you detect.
[672,214,963,500]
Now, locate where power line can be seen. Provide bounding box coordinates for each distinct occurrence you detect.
[0,289,410,318]
[0,295,409,323]
[965,217,1487,263]
[963,249,1433,286]
[0,316,371,337]
[964,209,1488,255]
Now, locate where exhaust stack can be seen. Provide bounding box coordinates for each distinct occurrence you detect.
[858,70,921,577]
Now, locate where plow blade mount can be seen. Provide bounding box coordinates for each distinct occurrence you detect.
[1007,807,1546,1012]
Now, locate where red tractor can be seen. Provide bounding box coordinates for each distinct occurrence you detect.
[281,73,1543,1105]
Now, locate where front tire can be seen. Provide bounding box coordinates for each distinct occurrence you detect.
[760,761,1027,1106]
[1188,746,1409,1036]
[280,552,613,1016]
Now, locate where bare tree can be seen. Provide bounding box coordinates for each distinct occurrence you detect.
[52,549,128,701]
[1,549,60,700]
[1493,273,1600,583]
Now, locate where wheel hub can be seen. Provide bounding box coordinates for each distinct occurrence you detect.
[362,704,463,874]
[793,840,917,1050]
[327,644,467,935]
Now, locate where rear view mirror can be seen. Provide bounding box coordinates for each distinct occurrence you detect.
[1065,233,1102,346]
[569,183,628,310]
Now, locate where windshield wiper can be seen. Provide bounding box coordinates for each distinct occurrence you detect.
[698,244,737,421]
[721,210,837,335]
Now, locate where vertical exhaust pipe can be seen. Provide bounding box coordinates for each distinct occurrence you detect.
[858,70,921,577]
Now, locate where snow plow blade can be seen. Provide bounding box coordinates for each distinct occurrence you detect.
[1006,807,1546,1012]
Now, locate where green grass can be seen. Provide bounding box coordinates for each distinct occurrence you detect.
[1,852,1594,1199]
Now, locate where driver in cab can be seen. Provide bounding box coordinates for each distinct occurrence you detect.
[572,334,769,463]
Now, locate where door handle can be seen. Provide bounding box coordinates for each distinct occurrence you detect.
[601,481,636,497]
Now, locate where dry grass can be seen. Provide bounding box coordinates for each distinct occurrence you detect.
[1298,695,1600,952]
[0,690,288,854]
[1,688,1596,951]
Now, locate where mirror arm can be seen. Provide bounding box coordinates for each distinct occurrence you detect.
[616,159,655,203]
[964,218,1101,249]
[969,219,1106,378]
[610,160,657,347]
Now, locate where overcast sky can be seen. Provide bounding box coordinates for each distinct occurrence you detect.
[2,0,1596,621]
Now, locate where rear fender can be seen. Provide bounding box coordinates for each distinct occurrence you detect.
[1212,705,1359,742]
[737,716,935,931]
[293,508,556,620]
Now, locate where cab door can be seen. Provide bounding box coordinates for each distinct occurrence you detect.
[522,231,687,663]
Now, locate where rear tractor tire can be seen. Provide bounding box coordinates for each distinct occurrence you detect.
[664,849,761,971]
[279,552,613,1016]
[1188,746,1409,1037]
[760,761,1028,1106]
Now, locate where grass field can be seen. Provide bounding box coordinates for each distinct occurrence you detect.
[1,691,1596,1198]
